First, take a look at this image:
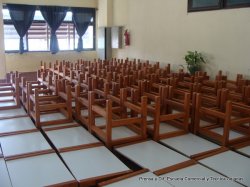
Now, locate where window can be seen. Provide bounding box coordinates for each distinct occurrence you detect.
[188,0,250,12]
[3,8,95,52]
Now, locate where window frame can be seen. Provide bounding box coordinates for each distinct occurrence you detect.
[188,0,250,12]
[224,0,250,8]
[3,6,96,53]
[188,0,222,12]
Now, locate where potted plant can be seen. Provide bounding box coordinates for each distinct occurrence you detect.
[184,51,206,75]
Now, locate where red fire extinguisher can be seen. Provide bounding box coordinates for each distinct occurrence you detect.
[124,29,130,46]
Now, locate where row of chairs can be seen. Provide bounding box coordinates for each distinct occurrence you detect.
[41,59,249,147]
[2,58,250,148]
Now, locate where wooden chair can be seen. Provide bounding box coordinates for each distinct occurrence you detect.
[20,77,45,110]
[194,91,250,146]
[145,86,191,141]
[89,88,148,148]
[0,74,20,110]
[28,80,73,128]
[74,77,93,129]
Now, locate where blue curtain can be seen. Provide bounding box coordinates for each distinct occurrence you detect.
[7,4,36,54]
[40,6,67,54]
[72,8,95,52]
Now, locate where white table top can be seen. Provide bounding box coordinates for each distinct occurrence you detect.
[199,150,250,186]
[61,146,129,181]
[95,116,106,126]
[211,128,244,140]
[0,90,12,94]
[238,146,250,156]
[160,133,220,157]
[45,126,100,149]
[147,122,180,134]
[7,153,75,187]
[0,101,16,107]
[0,131,51,158]
[80,109,88,116]
[147,115,154,121]
[0,96,14,101]
[40,112,67,122]
[162,164,242,187]
[0,144,2,157]
[0,158,12,187]
[42,121,79,130]
[0,108,27,118]
[0,85,12,88]
[115,140,190,172]
[200,120,213,127]
[101,172,173,187]
[0,117,36,134]
[103,126,137,140]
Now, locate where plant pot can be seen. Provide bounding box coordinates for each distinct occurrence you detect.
[188,66,200,75]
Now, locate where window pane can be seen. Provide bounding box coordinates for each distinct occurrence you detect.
[188,0,221,11]
[83,26,93,49]
[226,0,250,6]
[28,22,48,51]
[2,9,11,20]
[75,26,94,49]
[2,8,95,52]
[192,0,221,8]
[64,11,72,21]
[3,24,28,51]
[33,10,45,21]
[57,22,74,50]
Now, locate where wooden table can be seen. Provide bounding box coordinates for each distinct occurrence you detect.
[6,153,77,187]
[0,108,27,119]
[99,170,173,187]
[60,146,131,187]
[237,146,250,157]
[160,133,222,158]
[0,131,52,159]
[162,163,243,187]
[211,127,245,140]
[0,158,12,187]
[40,112,67,123]
[44,126,101,152]
[199,150,250,186]
[0,117,36,136]
[42,121,79,130]
[115,140,190,173]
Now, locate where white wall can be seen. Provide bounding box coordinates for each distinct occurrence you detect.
[98,0,113,27]
[0,0,6,79]
[5,51,97,72]
[113,0,250,79]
